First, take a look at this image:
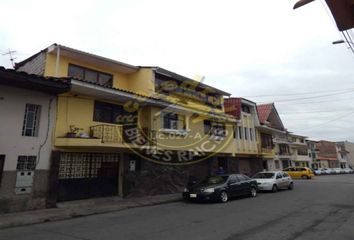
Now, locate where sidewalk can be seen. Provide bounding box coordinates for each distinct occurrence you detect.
[0,193,182,230]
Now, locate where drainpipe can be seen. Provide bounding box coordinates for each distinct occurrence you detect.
[55,45,60,77]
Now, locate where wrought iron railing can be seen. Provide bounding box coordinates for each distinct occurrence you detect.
[90,125,123,143]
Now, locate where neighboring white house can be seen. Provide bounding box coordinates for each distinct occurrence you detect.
[288,133,311,168]
[0,67,69,213]
[339,141,354,168]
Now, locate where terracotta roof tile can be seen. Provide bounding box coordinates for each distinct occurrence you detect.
[256,103,273,124]
[224,98,242,119]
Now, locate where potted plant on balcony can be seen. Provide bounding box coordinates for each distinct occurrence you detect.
[66,125,83,138]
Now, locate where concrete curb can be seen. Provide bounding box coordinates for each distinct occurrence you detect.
[0,194,183,230]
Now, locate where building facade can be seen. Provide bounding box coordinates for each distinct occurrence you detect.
[256,103,286,171]
[0,68,69,213]
[15,44,237,202]
[224,98,263,176]
[336,141,350,168]
[288,134,311,167]
[343,141,354,168]
[315,141,339,168]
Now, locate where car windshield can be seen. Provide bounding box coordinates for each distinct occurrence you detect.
[200,176,227,185]
[252,172,275,179]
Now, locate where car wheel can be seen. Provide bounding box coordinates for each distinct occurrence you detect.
[301,175,308,179]
[220,191,228,203]
[250,187,257,197]
[272,184,278,193]
[288,182,294,190]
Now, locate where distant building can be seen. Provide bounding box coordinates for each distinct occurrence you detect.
[340,141,354,168]
[315,141,339,168]
[336,142,350,168]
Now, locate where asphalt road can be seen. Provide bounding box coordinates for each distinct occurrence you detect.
[1,174,354,240]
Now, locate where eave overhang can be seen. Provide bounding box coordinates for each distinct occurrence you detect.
[70,79,237,123]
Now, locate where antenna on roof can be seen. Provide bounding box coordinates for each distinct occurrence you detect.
[2,49,17,68]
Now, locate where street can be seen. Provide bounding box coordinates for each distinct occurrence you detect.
[1,175,354,240]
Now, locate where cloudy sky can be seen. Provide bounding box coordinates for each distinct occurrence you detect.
[1,0,353,141]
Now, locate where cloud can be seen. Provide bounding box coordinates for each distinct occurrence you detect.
[0,0,353,141]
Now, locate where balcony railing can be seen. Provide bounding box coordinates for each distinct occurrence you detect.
[90,125,123,143]
[261,147,273,153]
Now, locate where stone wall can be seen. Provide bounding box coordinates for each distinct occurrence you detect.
[123,158,211,197]
[0,170,50,213]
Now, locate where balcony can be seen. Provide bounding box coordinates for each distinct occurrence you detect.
[55,124,147,148]
[90,125,123,143]
[277,151,291,156]
[273,138,291,144]
[259,147,275,158]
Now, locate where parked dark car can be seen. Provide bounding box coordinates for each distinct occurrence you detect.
[183,174,258,203]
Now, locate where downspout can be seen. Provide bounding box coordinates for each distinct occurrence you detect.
[55,45,60,77]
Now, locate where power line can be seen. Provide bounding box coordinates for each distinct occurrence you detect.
[280,109,354,114]
[264,90,354,103]
[306,110,354,130]
[243,87,354,98]
[273,95,354,105]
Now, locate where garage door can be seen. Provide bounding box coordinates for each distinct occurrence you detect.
[58,152,119,201]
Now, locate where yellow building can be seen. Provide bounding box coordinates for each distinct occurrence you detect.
[16,44,236,201]
[224,98,263,175]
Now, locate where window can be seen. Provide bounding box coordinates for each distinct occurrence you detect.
[244,127,248,140]
[16,156,36,171]
[298,148,308,156]
[276,173,282,179]
[204,120,211,134]
[236,174,250,181]
[241,104,251,113]
[279,144,290,155]
[68,64,113,87]
[238,126,242,139]
[93,101,137,124]
[250,128,254,141]
[204,120,225,137]
[163,112,179,130]
[0,155,4,186]
[261,133,273,149]
[22,104,41,137]
[229,175,238,184]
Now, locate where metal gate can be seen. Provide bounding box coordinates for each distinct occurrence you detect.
[58,152,119,201]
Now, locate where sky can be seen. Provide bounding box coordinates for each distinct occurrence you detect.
[1,0,353,142]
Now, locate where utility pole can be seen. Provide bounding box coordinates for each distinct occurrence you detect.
[2,49,17,68]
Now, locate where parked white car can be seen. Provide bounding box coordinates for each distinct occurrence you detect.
[252,171,293,192]
[333,168,343,174]
[343,168,354,174]
[321,168,332,175]
[313,169,322,175]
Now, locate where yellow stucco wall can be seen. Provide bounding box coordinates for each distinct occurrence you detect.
[126,68,155,96]
[45,53,224,114]
[150,106,234,154]
[234,113,258,154]
[45,53,132,90]
[55,95,140,139]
